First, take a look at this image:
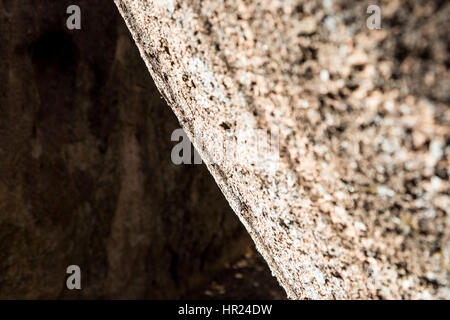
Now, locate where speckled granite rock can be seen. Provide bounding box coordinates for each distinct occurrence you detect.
[115,0,449,299]
[0,0,250,298]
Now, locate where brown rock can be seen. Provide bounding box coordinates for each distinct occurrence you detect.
[115,0,449,299]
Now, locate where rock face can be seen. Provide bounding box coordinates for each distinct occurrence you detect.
[0,0,250,298]
[116,0,449,299]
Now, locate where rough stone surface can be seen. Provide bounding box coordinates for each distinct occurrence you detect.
[116,0,449,299]
[0,0,250,298]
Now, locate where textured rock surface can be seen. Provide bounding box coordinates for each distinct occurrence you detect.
[0,0,251,298]
[116,0,449,299]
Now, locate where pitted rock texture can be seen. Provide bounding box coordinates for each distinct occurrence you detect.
[115,0,449,299]
[0,0,250,299]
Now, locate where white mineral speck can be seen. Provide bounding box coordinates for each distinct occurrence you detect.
[158,0,175,13]
[430,140,443,162]
[377,186,395,198]
[320,69,330,82]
